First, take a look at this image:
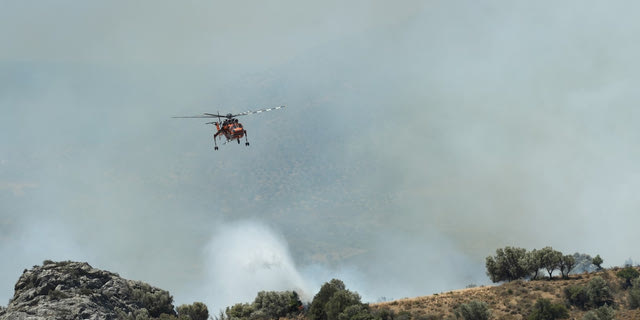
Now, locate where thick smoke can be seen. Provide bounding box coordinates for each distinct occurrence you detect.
[2,0,640,310]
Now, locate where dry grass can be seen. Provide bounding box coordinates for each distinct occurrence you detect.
[371,267,640,320]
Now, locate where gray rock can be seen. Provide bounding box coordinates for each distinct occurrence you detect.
[0,261,176,320]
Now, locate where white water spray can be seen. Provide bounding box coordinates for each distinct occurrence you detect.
[203,220,311,312]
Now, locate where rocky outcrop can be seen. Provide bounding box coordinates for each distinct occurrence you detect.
[0,261,176,320]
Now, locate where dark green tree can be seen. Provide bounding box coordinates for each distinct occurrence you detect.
[325,289,363,320]
[130,282,175,318]
[559,255,576,279]
[526,249,545,280]
[309,279,352,320]
[177,302,209,320]
[592,255,603,270]
[252,290,303,319]
[485,247,529,282]
[539,247,562,280]
[224,290,303,320]
[307,279,362,320]
[527,298,569,320]
[225,303,254,320]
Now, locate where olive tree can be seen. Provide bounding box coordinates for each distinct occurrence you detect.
[539,247,562,280]
[560,255,576,279]
[526,249,545,280]
[485,247,529,282]
[592,255,604,270]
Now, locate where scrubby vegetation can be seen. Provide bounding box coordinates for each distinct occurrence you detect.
[370,249,639,319]
[527,298,568,320]
[453,300,490,320]
[16,254,640,320]
[581,305,615,320]
[177,302,209,320]
[131,282,175,318]
[616,266,639,289]
[222,290,304,320]
[629,278,640,309]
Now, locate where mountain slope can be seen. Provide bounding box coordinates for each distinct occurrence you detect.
[371,267,640,320]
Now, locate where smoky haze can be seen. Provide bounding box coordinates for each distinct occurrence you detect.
[2,0,640,311]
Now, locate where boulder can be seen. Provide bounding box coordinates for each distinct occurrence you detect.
[0,261,176,320]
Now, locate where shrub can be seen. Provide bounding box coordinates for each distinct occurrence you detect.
[616,267,639,289]
[395,311,411,320]
[586,276,614,308]
[581,304,615,320]
[629,278,640,309]
[371,307,395,320]
[130,283,175,318]
[453,300,490,320]
[177,302,209,320]
[527,298,568,320]
[564,285,588,309]
[115,307,153,320]
[338,304,374,320]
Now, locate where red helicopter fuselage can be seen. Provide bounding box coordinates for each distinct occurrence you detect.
[213,119,248,148]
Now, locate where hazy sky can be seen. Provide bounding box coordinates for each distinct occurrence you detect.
[2,0,640,311]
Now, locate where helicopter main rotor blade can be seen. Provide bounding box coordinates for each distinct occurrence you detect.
[173,106,284,119]
[173,112,227,119]
[232,105,286,117]
[172,114,219,118]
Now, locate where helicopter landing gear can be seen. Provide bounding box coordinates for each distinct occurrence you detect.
[244,130,250,146]
[213,134,219,150]
[214,146,218,150]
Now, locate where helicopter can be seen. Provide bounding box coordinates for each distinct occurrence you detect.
[173,106,285,150]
